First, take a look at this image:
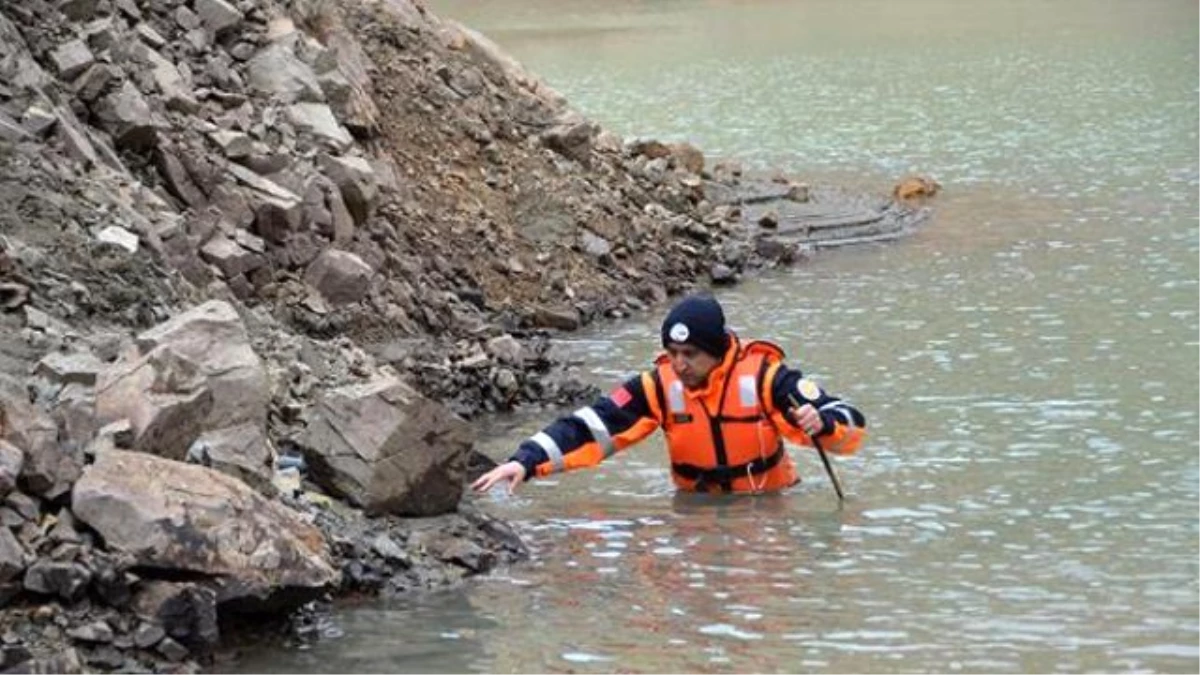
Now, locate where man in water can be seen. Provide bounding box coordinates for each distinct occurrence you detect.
[472,294,866,494]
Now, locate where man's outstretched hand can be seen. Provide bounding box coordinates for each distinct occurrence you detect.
[471,460,528,494]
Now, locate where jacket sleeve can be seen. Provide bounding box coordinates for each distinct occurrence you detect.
[764,362,867,455]
[510,372,662,479]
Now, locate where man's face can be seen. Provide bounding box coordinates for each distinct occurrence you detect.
[666,343,720,389]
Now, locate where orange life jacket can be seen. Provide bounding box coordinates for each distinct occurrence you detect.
[644,339,798,493]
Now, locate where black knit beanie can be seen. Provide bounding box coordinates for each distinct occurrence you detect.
[661,294,729,358]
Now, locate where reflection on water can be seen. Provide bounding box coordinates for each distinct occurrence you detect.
[235,0,1197,672]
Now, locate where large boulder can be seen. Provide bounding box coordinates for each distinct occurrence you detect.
[299,377,472,516]
[72,450,339,610]
[94,302,271,483]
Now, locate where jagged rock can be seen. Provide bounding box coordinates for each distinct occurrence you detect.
[51,39,94,80]
[186,422,272,491]
[287,102,353,152]
[156,148,208,208]
[304,249,372,305]
[0,441,22,499]
[246,42,323,103]
[23,560,91,601]
[485,335,522,364]
[73,450,339,609]
[541,120,596,165]
[199,234,262,278]
[532,305,580,331]
[34,351,102,386]
[0,527,25,584]
[93,80,157,150]
[670,142,705,174]
[72,63,115,102]
[194,0,242,36]
[9,647,83,674]
[21,436,83,501]
[134,22,166,48]
[209,129,254,158]
[67,621,114,644]
[318,154,377,224]
[20,106,56,138]
[132,581,217,649]
[298,377,472,516]
[95,301,268,465]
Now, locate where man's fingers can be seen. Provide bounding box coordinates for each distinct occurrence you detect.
[472,472,499,493]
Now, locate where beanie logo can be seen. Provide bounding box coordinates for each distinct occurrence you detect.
[668,322,690,343]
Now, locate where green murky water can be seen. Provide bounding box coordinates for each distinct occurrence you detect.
[238,1,1198,672]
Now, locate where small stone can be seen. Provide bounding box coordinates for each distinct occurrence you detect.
[133,622,164,649]
[134,23,166,48]
[174,6,201,30]
[96,226,139,253]
[156,636,188,662]
[757,211,779,229]
[67,621,114,644]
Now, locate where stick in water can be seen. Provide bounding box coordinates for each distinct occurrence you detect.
[789,393,846,501]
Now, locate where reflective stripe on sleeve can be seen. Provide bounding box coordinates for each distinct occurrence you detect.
[531,432,565,472]
[573,406,617,459]
[820,402,856,427]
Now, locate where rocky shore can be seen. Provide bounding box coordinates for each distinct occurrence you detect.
[0,0,930,671]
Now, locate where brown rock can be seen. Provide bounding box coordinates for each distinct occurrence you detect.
[74,451,339,608]
[299,377,472,516]
[893,175,941,200]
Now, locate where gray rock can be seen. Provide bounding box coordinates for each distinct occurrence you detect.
[209,129,254,158]
[193,0,242,36]
[318,154,377,224]
[71,63,116,102]
[21,106,57,137]
[93,80,157,150]
[246,43,323,103]
[156,148,207,208]
[134,23,166,48]
[541,120,596,165]
[0,528,25,584]
[51,39,94,80]
[23,561,91,601]
[132,581,218,648]
[532,305,581,331]
[74,451,340,608]
[299,377,473,516]
[287,103,353,152]
[133,622,165,649]
[59,0,100,21]
[186,422,272,491]
[35,351,103,386]
[67,621,114,644]
[304,249,372,305]
[0,441,22,499]
[485,335,523,364]
[580,230,611,257]
[199,234,261,278]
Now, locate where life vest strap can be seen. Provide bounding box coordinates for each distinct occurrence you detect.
[671,444,785,486]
